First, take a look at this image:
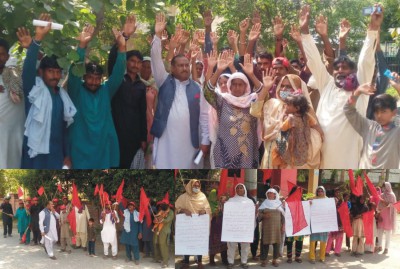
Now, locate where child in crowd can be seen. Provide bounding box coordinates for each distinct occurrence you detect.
[344,83,400,168]
[273,93,322,168]
[88,218,96,257]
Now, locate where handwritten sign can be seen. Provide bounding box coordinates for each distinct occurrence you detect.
[285,201,311,237]
[310,198,338,233]
[175,214,209,255]
[221,202,255,242]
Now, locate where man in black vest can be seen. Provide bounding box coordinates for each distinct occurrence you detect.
[0,196,13,238]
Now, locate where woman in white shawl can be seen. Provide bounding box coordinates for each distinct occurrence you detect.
[250,74,323,168]
[204,52,271,168]
[377,182,397,254]
[225,183,255,269]
[258,188,285,267]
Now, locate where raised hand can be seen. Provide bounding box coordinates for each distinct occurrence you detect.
[146,34,153,45]
[77,24,95,48]
[225,49,235,67]
[190,43,201,60]
[207,50,218,69]
[16,27,32,48]
[239,18,250,33]
[289,25,301,43]
[161,30,169,41]
[112,27,126,52]
[354,83,376,96]
[122,14,137,37]
[203,10,214,28]
[282,38,288,49]
[388,72,400,92]
[248,23,261,41]
[299,5,311,34]
[216,50,230,71]
[194,30,206,45]
[272,16,285,38]
[169,33,181,51]
[252,10,261,25]
[210,32,219,46]
[35,13,52,41]
[369,3,384,31]
[155,13,167,38]
[179,30,190,46]
[239,53,254,75]
[262,68,276,90]
[315,14,328,37]
[339,19,351,39]
[227,30,238,46]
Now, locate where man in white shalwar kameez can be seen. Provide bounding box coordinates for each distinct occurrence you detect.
[75,203,90,250]
[299,5,382,168]
[0,38,25,168]
[100,202,119,259]
[39,201,60,260]
[150,13,209,169]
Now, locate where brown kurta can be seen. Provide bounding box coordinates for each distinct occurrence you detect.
[260,209,283,245]
[59,211,71,238]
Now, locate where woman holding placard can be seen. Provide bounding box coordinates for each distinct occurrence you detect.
[258,188,285,267]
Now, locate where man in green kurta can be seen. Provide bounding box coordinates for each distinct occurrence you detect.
[67,23,128,168]
[153,201,174,268]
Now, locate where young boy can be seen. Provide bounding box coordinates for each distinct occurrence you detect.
[344,83,400,168]
[88,218,96,257]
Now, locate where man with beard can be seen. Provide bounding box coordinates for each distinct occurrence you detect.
[67,19,128,168]
[17,14,76,169]
[0,38,25,168]
[150,13,209,168]
[109,46,147,168]
[300,4,382,168]
[29,197,43,245]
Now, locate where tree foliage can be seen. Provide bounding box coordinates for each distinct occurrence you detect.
[4,169,175,206]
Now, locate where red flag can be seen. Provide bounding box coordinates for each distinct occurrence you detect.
[338,202,353,237]
[262,169,273,184]
[67,208,77,235]
[348,170,363,196]
[363,172,379,203]
[393,201,400,213]
[161,192,170,204]
[99,184,104,208]
[218,169,229,197]
[94,184,99,196]
[363,210,375,245]
[37,186,45,196]
[356,176,364,195]
[217,170,244,198]
[103,191,110,206]
[139,187,151,226]
[285,187,307,235]
[18,187,24,198]
[115,179,125,203]
[287,181,296,194]
[71,183,81,209]
[57,183,62,193]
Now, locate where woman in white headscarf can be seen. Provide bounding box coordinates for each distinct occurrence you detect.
[204,52,271,168]
[225,183,255,269]
[258,188,285,267]
[250,74,323,168]
[377,182,397,254]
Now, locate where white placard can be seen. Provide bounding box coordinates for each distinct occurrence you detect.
[221,202,255,242]
[175,214,209,255]
[310,198,338,233]
[33,20,63,30]
[285,201,311,237]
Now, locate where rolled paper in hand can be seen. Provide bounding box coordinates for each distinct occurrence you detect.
[33,19,63,30]
[194,150,203,165]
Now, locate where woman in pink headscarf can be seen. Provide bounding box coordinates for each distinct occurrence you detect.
[376,182,397,254]
[204,52,271,168]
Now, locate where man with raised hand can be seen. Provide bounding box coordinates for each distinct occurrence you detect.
[67,21,127,168]
[150,13,209,169]
[300,4,382,168]
[17,13,76,169]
